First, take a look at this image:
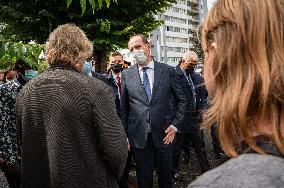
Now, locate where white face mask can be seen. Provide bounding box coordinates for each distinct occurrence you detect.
[132,50,147,65]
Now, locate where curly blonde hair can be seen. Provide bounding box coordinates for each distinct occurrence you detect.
[202,0,284,157]
[45,24,93,66]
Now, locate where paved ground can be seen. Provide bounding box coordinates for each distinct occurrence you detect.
[128,129,228,188]
[0,130,226,188]
[172,129,228,187]
[0,170,9,188]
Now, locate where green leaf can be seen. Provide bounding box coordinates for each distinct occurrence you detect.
[98,0,103,8]
[67,0,72,8]
[89,0,96,9]
[100,19,111,33]
[80,0,87,15]
[123,26,133,33]
[105,0,111,7]
[12,56,17,63]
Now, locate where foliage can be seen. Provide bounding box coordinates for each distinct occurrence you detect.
[190,28,204,62]
[0,42,48,73]
[67,0,118,15]
[0,0,176,72]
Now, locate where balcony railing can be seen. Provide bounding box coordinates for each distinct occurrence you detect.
[187,0,198,5]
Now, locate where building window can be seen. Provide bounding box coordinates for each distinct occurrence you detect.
[169,6,187,15]
[164,15,187,24]
[179,0,186,5]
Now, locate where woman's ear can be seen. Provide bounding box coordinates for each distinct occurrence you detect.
[209,42,217,51]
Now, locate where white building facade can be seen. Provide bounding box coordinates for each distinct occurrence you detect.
[150,0,208,66]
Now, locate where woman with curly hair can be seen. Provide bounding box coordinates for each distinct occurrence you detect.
[16,24,128,188]
[189,0,284,187]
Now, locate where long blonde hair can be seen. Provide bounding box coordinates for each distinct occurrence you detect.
[201,0,284,157]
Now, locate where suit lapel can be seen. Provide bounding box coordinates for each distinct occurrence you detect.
[176,65,193,91]
[131,64,149,103]
[107,72,117,87]
[151,62,164,101]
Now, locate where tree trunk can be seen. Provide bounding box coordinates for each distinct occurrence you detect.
[94,48,107,73]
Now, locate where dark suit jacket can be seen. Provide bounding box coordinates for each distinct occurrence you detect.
[120,61,187,149]
[91,71,121,117]
[172,65,196,133]
[190,71,208,123]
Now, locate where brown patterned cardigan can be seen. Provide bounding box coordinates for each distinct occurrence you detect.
[16,64,128,188]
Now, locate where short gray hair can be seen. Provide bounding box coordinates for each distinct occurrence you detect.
[182,51,198,61]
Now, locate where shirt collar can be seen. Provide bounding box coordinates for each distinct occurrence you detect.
[138,60,154,71]
[111,71,122,78]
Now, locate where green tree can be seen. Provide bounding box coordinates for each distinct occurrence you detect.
[0,0,175,72]
[0,41,47,71]
[190,28,204,62]
[67,0,117,15]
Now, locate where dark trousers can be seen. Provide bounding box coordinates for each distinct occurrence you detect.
[175,130,210,173]
[1,162,20,188]
[118,149,134,188]
[211,124,223,155]
[133,133,174,188]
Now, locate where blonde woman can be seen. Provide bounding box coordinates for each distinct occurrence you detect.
[16,24,128,188]
[189,0,284,187]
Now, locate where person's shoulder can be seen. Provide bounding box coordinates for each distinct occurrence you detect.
[91,71,108,81]
[155,61,172,69]
[188,154,284,188]
[122,65,136,76]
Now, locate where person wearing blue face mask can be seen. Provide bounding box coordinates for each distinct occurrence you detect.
[13,60,36,86]
[24,69,38,82]
[82,60,93,76]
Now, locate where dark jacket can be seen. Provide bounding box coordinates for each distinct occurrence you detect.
[120,62,187,149]
[172,65,196,133]
[190,71,208,122]
[16,65,128,188]
[91,71,121,117]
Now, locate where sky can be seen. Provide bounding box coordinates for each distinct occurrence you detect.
[207,0,216,10]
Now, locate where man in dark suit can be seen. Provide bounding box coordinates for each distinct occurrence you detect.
[91,52,125,118]
[172,51,210,180]
[90,52,133,188]
[120,34,187,188]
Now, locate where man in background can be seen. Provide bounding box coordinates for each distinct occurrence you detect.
[173,51,210,180]
[91,51,125,118]
[91,52,133,188]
